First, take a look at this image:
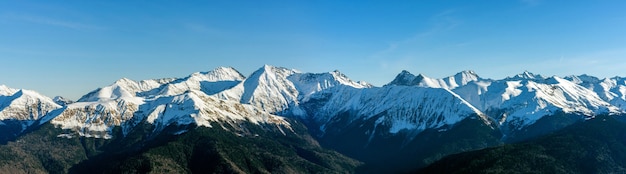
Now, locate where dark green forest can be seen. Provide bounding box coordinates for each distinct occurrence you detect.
[0,121,361,174]
[419,115,626,173]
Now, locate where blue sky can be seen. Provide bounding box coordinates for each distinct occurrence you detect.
[1,0,625,100]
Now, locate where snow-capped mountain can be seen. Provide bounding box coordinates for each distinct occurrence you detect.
[47,65,375,139]
[0,85,62,122]
[137,66,245,97]
[387,70,480,89]
[50,66,289,139]
[52,90,291,139]
[302,85,491,136]
[6,65,626,173]
[3,65,626,143]
[387,70,621,133]
[213,65,301,114]
[457,75,618,130]
[505,71,547,81]
[0,85,63,140]
[53,96,74,106]
[213,65,371,116]
[288,70,372,102]
[567,75,626,111]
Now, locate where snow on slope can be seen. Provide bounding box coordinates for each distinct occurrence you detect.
[53,96,74,106]
[387,70,622,130]
[288,70,372,102]
[52,90,291,138]
[305,85,490,134]
[52,99,139,138]
[387,70,479,89]
[567,75,626,110]
[76,67,244,103]
[139,67,245,97]
[138,91,291,135]
[453,73,620,129]
[214,65,371,115]
[213,65,300,114]
[51,67,289,138]
[0,85,63,133]
[505,71,546,81]
[6,65,626,140]
[0,85,62,121]
[54,77,152,138]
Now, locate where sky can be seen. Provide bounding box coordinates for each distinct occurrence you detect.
[1,0,625,100]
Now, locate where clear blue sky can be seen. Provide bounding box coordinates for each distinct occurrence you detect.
[1,0,625,100]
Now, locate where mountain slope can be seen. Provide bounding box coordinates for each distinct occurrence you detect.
[0,119,361,173]
[568,75,626,111]
[387,70,622,141]
[213,65,301,114]
[213,65,371,116]
[453,74,620,141]
[51,67,282,139]
[419,115,626,173]
[0,85,63,143]
[299,85,499,173]
[52,90,292,139]
[69,121,361,174]
[303,85,491,135]
[386,70,479,89]
[5,66,626,173]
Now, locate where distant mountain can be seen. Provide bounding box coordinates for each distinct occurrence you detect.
[52,96,74,106]
[0,85,63,143]
[213,65,371,116]
[386,70,479,89]
[51,67,289,139]
[2,65,626,173]
[567,75,626,111]
[388,70,621,142]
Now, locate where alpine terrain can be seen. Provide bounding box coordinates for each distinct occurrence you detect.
[1,65,626,173]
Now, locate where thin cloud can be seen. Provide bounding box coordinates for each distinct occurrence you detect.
[410,9,461,40]
[183,23,223,35]
[3,13,103,31]
[369,9,462,68]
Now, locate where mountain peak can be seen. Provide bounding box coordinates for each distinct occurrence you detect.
[114,77,137,86]
[249,65,298,79]
[329,70,349,79]
[521,71,534,78]
[507,71,545,80]
[257,64,285,72]
[413,73,427,82]
[0,85,19,96]
[387,70,479,89]
[387,70,417,86]
[456,70,478,78]
[0,84,8,91]
[565,74,601,85]
[327,70,371,88]
[53,96,74,106]
[449,70,480,87]
[259,64,293,73]
[191,66,246,81]
[399,70,412,75]
[214,66,238,72]
[0,87,62,121]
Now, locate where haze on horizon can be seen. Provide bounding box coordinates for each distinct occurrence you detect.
[1,0,625,100]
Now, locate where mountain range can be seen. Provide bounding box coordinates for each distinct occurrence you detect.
[1,65,626,173]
